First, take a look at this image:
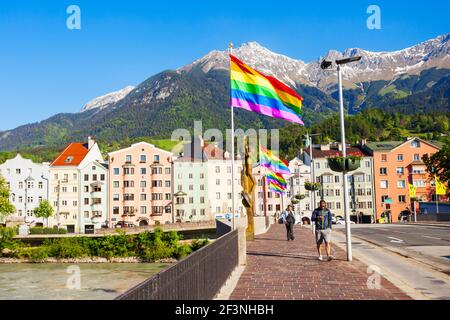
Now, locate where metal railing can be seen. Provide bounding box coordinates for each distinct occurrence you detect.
[116,228,239,300]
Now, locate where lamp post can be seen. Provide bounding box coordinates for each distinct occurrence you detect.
[321,56,362,262]
[307,133,322,210]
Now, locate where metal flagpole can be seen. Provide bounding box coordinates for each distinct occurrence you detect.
[436,176,440,214]
[338,65,353,262]
[230,42,236,230]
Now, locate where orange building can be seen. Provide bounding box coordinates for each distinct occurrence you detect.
[363,138,442,222]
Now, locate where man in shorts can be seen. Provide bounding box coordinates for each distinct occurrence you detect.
[311,200,334,262]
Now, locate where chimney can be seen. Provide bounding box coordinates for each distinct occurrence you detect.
[87,136,95,149]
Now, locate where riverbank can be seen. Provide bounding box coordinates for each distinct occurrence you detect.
[0,257,178,264]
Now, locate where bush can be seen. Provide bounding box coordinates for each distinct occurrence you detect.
[190,239,210,252]
[44,238,89,259]
[173,244,192,260]
[0,227,17,248]
[29,227,67,235]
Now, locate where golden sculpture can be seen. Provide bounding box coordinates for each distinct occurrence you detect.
[241,137,256,241]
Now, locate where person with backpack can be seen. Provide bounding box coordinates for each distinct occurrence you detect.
[281,205,296,241]
[311,200,334,261]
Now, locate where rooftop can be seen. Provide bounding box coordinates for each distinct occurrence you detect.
[305,146,370,159]
[51,143,90,167]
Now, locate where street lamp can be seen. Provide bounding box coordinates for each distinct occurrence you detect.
[307,133,322,210]
[321,56,362,262]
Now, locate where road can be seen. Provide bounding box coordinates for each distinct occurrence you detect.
[335,224,450,270]
[332,224,450,300]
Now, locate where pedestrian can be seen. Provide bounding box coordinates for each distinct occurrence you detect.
[281,205,296,241]
[311,200,334,262]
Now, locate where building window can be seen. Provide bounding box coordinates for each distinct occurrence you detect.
[397,154,404,161]
[414,154,420,161]
[113,181,120,188]
[154,155,160,163]
[140,168,147,175]
[398,195,406,203]
[140,194,147,201]
[113,194,119,201]
[126,155,132,163]
[216,193,221,200]
[413,180,426,188]
[140,206,147,214]
[411,141,420,148]
[165,193,171,200]
[381,154,387,162]
[140,181,147,188]
[365,161,371,168]
[396,167,404,175]
[200,197,205,204]
[84,174,89,181]
[380,181,388,189]
[38,181,43,189]
[215,166,220,173]
[165,168,171,175]
[140,155,147,163]
[114,168,120,175]
[113,207,120,215]
[216,179,220,186]
[380,168,388,175]
[398,180,406,189]
[200,209,206,216]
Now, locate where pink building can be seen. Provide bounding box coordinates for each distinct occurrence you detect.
[107,142,174,227]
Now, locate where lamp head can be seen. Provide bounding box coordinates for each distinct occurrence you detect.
[320,60,333,70]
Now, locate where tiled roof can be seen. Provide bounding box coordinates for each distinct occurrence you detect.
[305,146,370,159]
[51,143,89,167]
[365,141,404,151]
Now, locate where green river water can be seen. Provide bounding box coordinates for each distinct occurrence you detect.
[0,263,169,300]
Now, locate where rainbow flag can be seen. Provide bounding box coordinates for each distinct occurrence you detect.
[269,180,286,194]
[260,145,291,175]
[266,170,287,187]
[230,54,304,125]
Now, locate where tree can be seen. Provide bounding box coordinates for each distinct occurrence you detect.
[33,200,54,227]
[423,138,450,183]
[0,176,15,222]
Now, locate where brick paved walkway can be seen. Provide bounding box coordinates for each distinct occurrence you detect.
[230,225,411,300]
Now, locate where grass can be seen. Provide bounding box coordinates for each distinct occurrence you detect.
[379,85,410,99]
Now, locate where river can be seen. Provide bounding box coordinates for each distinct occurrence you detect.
[0,263,169,300]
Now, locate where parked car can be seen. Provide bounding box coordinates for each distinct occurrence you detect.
[336,219,355,225]
[114,221,136,228]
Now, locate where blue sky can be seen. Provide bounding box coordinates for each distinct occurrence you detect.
[0,0,449,131]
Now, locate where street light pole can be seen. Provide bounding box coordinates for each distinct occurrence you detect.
[337,64,353,262]
[321,56,361,262]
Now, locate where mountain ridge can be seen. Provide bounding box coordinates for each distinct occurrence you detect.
[0,33,449,151]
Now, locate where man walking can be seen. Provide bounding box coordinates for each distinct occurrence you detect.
[281,205,296,241]
[311,200,333,261]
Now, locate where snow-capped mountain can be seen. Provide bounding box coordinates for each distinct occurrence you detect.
[0,33,448,151]
[181,33,450,90]
[80,86,135,112]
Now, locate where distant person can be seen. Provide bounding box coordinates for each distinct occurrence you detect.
[311,200,334,262]
[281,205,296,241]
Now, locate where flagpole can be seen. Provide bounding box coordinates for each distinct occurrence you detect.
[436,176,440,214]
[230,42,236,231]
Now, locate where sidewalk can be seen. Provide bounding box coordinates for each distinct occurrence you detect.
[230,224,411,300]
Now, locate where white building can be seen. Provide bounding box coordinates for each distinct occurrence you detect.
[286,158,313,222]
[174,137,244,221]
[49,137,105,233]
[0,154,50,225]
[79,160,109,233]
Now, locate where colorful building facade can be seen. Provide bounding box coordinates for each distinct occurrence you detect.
[363,138,442,222]
[107,142,174,227]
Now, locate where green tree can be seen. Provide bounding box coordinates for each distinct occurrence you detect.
[422,138,450,183]
[33,200,54,227]
[0,176,15,222]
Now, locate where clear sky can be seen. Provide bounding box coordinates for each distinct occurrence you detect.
[0,0,449,131]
